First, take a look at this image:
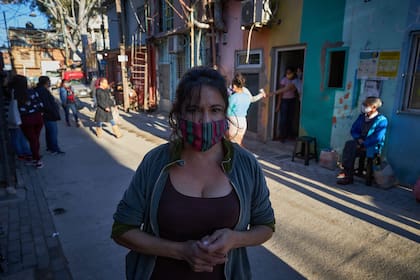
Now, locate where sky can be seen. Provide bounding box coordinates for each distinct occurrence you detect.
[0,3,49,47]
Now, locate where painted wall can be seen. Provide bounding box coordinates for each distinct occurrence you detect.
[333,0,408,155]
[300,0,346,150]
[334,0,420,185]
[107,4,119,51]
[219,0,303,141]
[218,1,242,82]
[267,0,302,47]
[390,0,420,185]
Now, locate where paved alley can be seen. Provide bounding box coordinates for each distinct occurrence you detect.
[0,101,419,280]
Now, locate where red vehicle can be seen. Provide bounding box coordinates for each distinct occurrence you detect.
[61,70,92,98]
[62,70,84,81]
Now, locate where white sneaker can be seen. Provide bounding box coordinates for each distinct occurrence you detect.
[34,160,44,169]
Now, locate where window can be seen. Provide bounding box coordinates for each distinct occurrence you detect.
[326,48,347,89]
[159,0,173,32]
[42,51,50,59]
[235,50,262,69]
[21,51,31,60]
[403,32,420,113]
[136,5,147,32]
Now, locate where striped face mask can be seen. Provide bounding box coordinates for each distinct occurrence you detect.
[179,118,228,152]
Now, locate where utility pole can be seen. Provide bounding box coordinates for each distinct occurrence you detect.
[115,0,130,112]
[3,11,15,73]
[190,9,194,67]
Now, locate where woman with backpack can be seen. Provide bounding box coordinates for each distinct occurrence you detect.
[59,79,80,127]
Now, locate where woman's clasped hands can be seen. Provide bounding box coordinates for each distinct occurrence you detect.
[182,228,235,272]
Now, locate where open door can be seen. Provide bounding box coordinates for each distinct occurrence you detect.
[271,46,305,140]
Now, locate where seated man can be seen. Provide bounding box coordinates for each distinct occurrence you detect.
[337,96,388,185]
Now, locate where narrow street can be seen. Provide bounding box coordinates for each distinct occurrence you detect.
[3,98,419,279]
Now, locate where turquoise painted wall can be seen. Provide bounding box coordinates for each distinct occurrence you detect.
[387,0,420,185]
[337,0,419,185]
[300,0,346,150]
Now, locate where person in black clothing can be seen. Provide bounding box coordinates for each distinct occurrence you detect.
[94,77,122,138]
[35,76,65,155]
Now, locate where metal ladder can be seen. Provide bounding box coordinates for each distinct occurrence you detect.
[131,32,148,111]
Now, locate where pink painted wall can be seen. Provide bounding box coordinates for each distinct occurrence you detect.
[218,1,242,82]
[218,0,304,140]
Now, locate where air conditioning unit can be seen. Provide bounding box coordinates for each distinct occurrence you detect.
[168,35,183,54]
[241,0,272,28]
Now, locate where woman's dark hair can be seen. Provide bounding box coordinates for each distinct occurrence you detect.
[168,66,228,141]
[9,74,28,106]
[232,72,246,88]
[37,76,50,87]
[285,66,296,73]
[60,79,69,87]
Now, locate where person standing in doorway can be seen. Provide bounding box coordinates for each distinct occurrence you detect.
[271,66,299,142]
[227,72,266,146]
[94,77,122,138]
[35,76,65,155]
[59,79,80,127]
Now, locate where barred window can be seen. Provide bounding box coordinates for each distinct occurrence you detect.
[403,31,420,113]
[235,50,262,69]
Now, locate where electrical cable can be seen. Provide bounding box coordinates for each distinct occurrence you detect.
[245,23,255,64]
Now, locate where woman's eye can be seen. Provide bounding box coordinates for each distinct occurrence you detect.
[212,106,224,112]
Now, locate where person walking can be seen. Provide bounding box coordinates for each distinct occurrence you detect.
[111,66,275,279]
[11,75,44,168]
[35,76,65,155]
[227,72,266,146]
[94,77,122,138]
[59,79,80,127]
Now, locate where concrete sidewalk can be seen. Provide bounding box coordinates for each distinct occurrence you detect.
[0,161,72,279]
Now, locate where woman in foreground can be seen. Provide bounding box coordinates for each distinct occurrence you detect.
[111,66,275,280]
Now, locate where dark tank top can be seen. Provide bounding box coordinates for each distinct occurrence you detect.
[150,178,240,280]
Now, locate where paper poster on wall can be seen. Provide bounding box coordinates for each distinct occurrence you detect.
[362,79,382,100]
[357,50,400,79]
[377,51,400,78]
[357,51,379,79]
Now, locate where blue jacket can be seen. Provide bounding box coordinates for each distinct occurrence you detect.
[350,113,388,157]
[113,140,275,280]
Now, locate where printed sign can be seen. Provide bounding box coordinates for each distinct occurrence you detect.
[357,50,400,79]
[377,51,400,78]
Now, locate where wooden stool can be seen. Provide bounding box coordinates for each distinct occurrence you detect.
[292,136,318,165]
[354,153,381,186]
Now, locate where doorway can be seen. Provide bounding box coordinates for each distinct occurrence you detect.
[242,72,259,133]
[271,46,305,140]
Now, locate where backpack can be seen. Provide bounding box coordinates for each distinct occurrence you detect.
[66,89,76,103]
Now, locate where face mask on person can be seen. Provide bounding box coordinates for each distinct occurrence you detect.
[64,83,70,87]
[179,118,228,152]
[361,105,372,114]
